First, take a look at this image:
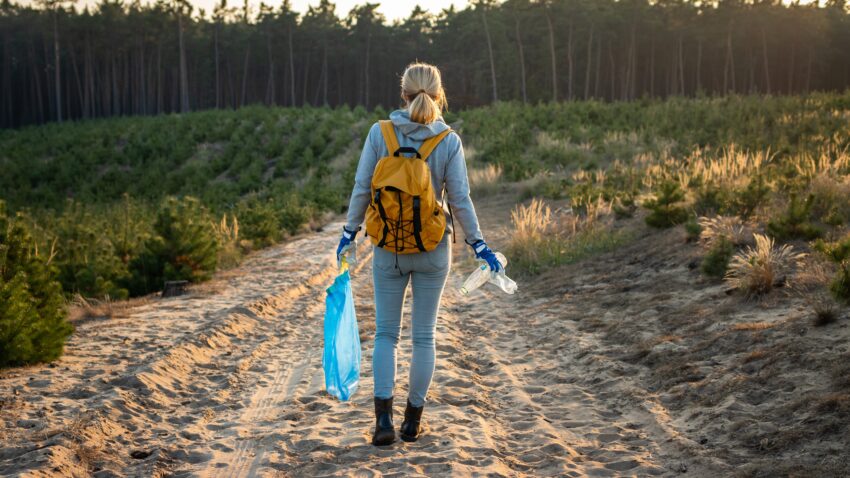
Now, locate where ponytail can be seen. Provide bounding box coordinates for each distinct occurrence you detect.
[400,63,447,125]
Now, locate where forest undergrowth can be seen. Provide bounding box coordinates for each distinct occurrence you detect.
[1,92,849,366]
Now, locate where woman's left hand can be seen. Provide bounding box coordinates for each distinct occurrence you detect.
[469,240,502,272]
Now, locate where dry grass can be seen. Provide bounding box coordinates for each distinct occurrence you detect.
[468,163,503,195]
[725,234,805,297]
[640,145,772,190]
[733,322,775,331]
[66,294,150,324]
[792,145,850,180]
[699,215,750,248]
[792,259,843,326]
[506,198,622,275]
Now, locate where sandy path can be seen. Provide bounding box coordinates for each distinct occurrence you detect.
[1,219,706,477]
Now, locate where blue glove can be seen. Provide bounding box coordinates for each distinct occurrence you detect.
[336,226,358,267]
[468,239,502,272]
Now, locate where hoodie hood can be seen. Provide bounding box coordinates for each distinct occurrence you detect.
[389,109,450,141]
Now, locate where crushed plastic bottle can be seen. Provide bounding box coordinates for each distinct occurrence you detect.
[459,252,517,295]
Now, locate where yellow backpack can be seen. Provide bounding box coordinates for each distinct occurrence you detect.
[365,120,451,254]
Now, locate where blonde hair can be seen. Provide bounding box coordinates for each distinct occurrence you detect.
[401,62,447,125]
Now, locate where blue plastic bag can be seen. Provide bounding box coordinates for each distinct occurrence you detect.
[323,260,361,401]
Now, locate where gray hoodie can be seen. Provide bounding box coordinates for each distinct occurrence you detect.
[344,108,484,245]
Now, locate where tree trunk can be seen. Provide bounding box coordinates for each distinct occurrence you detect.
[69,45,84,119]
[608,44,615,101]
[649,35,655,96]
[594,38,601,98]
[515,17,527,103]
[30,41,44,123]
[481,8,498,102]
[214,22,220,108]
[302,53,310,106]
[546,9,557,102]
[178,11,190,113]
[2,33,12,126]
[724,23,736,93]
[156,40,163,114]
[805,51,812,93]
[567,19,573,100]
[138,37,146,115]
[241,47,250,107]
[787,42,795,95]
[288,26,296,107]
[266,33,275,105]
[761,27,771,95]
[322,42,328,105]
[583,25,593,100]
[363,32,371,107]
[678,35,685,95]
[53,11,62,122]
[696,38,703,94]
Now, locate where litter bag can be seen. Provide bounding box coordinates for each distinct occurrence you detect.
[323,261,361,401]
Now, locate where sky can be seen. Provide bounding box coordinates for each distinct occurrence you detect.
[22,0,472,20]
[289,1,469,22]
[17,0,824,21]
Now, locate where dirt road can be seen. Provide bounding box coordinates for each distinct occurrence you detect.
[1,219,722,477]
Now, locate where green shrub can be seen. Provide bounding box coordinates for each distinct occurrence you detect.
[815,235,850,304]
[0,203,72,367]
[701,236,735,278]
[235,197,282,247]
[830,262,850,305]
[613,194,637,219]
[126,197,219,296]
[727,176,771,219]
[767,194,824,241]
[684,216,702,242]
[644,181,688,228]
[693,184,728,216]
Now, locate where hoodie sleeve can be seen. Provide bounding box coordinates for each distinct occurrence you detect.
[444,133,485,244]
[344,123,381,233]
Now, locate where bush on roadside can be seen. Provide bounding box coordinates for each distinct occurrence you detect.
[126,197,219,296]
[644,180,688,228]
[0,202,73,367]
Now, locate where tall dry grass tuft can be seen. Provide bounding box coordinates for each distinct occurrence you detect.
[507,198,621,275]
[725,233,805,297]
[213,213,243,268]
[792,145,850,180]
[793,260,842,326]
[699,215,750,248]
[468,163,503,195]
[66,294,149,323]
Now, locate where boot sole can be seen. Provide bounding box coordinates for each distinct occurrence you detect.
[371,432,396,446]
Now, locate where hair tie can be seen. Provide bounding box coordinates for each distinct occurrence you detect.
[418,89,426,94]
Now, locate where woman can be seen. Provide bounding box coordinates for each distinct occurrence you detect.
[336,62,501,446]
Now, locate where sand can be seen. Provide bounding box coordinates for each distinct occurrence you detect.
[1,199,848,477]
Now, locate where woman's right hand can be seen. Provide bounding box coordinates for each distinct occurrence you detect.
[468,240,502,273]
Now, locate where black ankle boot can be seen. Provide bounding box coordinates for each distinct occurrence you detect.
[372,397,395,446]
[399,400,424,442]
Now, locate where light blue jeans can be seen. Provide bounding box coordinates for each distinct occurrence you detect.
[372,236,451,407]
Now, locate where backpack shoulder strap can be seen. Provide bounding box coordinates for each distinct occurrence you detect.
[418,129,453,162]
[379,120,400,156]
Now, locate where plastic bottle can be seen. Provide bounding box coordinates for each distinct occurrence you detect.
[459,252,517,295]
